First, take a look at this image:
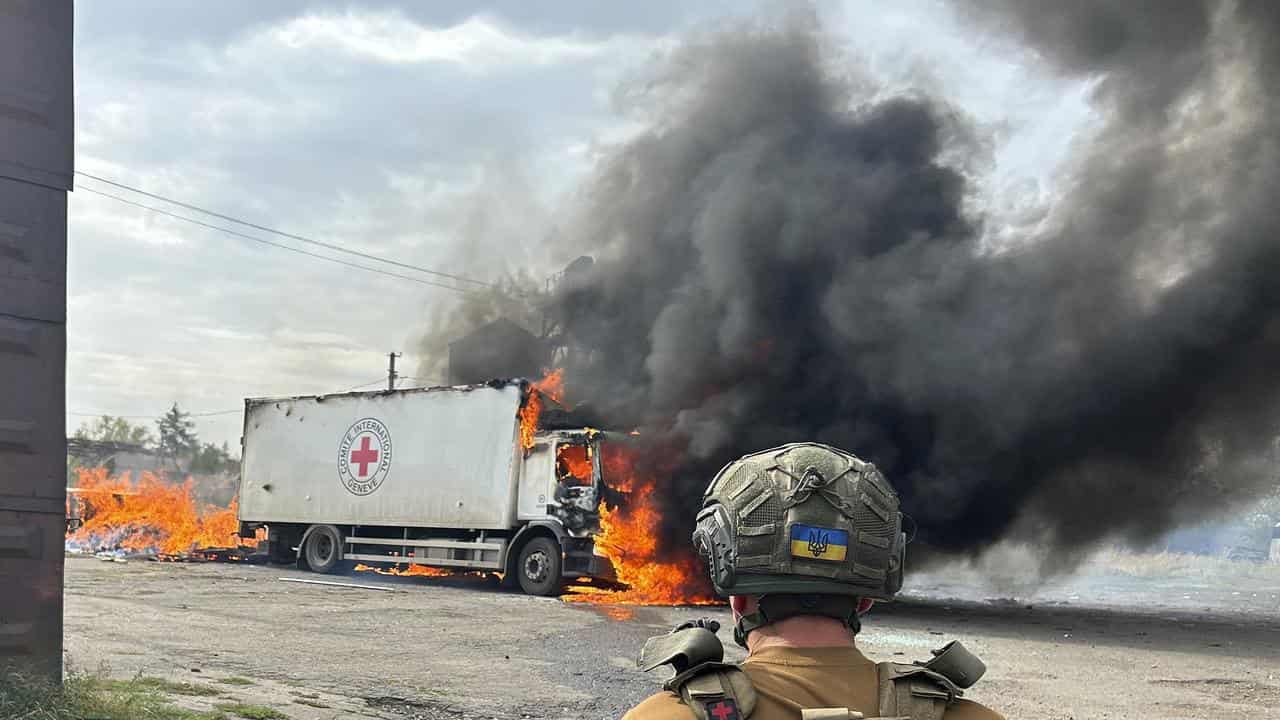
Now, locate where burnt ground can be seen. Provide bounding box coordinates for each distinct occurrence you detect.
[64,555,1280,719]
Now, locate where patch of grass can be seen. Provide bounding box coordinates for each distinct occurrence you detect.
[98,676,223,697]
[0,670,228,720]
[216,677,256,686]
[216,703,289,720]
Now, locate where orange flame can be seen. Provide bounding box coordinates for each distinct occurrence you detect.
[518,368,565,451]
[565,445,719,606]
[354,562,491,580]
[66,467,246,555]
[556,444,593,485]
[512,369,718,607]
[533,367,565,404]
[354,563,452,577]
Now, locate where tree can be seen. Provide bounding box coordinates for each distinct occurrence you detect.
[68,415,153,482]
[190,441,239,475]
[73,415,153,446]
[155,403,199,471]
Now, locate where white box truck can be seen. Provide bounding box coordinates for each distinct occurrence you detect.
[236,380,614,595]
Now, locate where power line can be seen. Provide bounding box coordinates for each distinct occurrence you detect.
[76,186,475,293]
[70,377,409,419]
[68,409,241,419]
[75,170,495,289]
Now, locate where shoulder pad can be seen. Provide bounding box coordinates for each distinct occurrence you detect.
[666,662,757,720]
[874,640,986,714]
[919,640,986,689]
[879,662,963,703]
[639,624,724,674]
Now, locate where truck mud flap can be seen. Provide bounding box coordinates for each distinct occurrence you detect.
[563,552,614,579]
[563,537,615,581]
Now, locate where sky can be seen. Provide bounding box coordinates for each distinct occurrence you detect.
[67,1,1092,449]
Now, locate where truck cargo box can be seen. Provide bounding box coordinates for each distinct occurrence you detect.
[239,383,524,530]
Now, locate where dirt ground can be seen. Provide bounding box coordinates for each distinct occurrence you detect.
[64,554,1280,719]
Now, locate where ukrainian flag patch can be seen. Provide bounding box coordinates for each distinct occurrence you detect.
[789,524,849,562]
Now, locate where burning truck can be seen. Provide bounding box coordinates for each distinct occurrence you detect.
[235,376,618,595]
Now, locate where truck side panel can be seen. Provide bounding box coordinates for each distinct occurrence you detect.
[516,441,555,521]
[240,384,523,529]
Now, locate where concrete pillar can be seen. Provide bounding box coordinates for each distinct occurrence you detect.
[0,0,74,681]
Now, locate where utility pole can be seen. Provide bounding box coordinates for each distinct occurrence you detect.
[387,352,401,391]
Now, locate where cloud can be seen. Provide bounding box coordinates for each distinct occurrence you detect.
[65,1,1092,453]
[255,11,631,71]
[65,5,677,448]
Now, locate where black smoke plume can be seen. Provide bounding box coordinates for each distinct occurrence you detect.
[547,4,1280,566]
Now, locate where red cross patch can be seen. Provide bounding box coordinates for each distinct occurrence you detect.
[705,699,739,720]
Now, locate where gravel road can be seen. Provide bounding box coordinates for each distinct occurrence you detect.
[64,556,1280,719]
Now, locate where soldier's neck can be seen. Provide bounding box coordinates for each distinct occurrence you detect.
[745,616,858,654]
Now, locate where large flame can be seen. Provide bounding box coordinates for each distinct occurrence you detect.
[66,467,244,555]
[521,369,720,607]
[565,444,719,606]
[518,368,565,451]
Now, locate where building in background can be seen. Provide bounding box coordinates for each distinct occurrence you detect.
[0,0,74,680]
[448,317,549,386]
[66,438,166,478]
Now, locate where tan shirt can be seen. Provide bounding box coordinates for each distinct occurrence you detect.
[623,645,1003,720]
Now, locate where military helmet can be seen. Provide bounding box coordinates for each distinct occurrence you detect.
[692,442,905,600]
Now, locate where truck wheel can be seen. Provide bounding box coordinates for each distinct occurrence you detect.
[301,525,344,574]
[517,537,563,596]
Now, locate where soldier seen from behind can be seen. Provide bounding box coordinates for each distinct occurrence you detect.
[624,442,1003,720]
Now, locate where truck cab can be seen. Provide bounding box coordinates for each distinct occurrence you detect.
[521,429,602,535]
[516,429,610,585]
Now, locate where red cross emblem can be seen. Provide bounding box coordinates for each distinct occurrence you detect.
[338,417,392,496]
[349,435,379,477]
[707,699,739,720]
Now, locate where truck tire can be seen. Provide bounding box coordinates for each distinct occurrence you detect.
[301,525,344,574]
[517,537,563,596]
